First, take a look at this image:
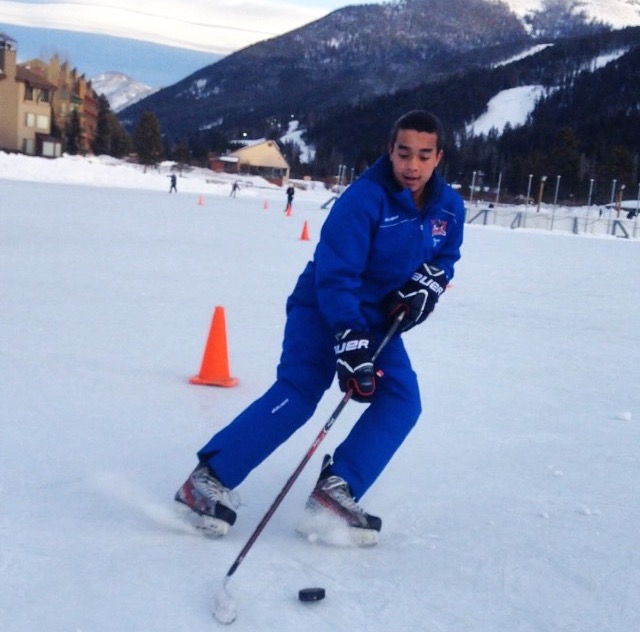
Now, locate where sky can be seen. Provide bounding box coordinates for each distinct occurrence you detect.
[0,0,382,55]
[1,150,639,631]
[2,0,639,87]
[0,0,382,86]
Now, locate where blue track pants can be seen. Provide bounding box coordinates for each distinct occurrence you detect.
[197,304,422,500]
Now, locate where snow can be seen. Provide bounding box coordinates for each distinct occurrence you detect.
[280,120,316,164]
[91,72,157,113]
[468,46,629,138]
[503,0,544,17]
[504,0,640,28]
[493,43,553,67]
[467,85,547,136]
[1,153,639,631]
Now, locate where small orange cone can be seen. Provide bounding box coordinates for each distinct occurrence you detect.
[197,195,204,206]
[285,203,292,216]
[263,199,269,211]
[300,220,310,241]
[190,306,239,387]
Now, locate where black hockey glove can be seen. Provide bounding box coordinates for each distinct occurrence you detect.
[334,329,376,402]
[386,263,448,333]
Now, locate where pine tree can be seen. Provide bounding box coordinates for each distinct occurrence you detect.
[92,95,132,158]
[133,111,163,167]
[92,95,112,155]
[65,109,82,155]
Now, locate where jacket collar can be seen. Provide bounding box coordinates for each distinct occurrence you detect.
[363,154,443,212]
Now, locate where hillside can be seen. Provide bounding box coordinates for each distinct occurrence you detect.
[307,27,640,188]
[119,0,536,138]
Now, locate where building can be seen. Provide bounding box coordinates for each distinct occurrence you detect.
[210,140,290,184]
[0,33,61,156]
[24,54,99,153]
[0,33,99,156]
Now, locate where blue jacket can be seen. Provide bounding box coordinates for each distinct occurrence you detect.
[288,154,465,333]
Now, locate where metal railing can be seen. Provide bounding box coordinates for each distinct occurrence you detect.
[465,203,640,239]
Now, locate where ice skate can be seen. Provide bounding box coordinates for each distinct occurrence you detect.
[175,462,238,537]
[298,455,381,547]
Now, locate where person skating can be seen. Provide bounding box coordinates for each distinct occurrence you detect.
[285,184,295,212]
[175,110,465,545]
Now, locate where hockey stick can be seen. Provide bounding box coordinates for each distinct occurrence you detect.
[213,312,404,624]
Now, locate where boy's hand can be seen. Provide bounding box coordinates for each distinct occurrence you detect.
[386,264,448,332]
[334,330,376,402]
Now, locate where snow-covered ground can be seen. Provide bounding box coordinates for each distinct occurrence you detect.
[1,154,639,631]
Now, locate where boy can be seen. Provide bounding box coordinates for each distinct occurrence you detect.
[176,110,465,545]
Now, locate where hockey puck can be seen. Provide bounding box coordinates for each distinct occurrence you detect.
[298,587,325,602]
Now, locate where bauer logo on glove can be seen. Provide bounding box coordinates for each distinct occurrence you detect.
[334,329,376,401]
[386,263,448,333]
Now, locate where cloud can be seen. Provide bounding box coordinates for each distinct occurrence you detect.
[0,0,327,54]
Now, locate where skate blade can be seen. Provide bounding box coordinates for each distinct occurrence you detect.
[297,512,378,548]
[175,502,230,538]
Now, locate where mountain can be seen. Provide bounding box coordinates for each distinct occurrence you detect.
[304,25,640,188]
[91,72,157,112]
[120,0,640,142]
[119,0,527,137]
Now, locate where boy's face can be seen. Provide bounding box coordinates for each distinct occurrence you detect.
[388,129,443,202]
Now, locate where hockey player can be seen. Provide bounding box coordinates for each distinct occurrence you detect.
[176,110,465,545]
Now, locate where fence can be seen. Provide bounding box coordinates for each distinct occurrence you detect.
[466,203,640,239]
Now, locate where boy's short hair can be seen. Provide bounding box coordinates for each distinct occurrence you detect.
[389,110,445,152]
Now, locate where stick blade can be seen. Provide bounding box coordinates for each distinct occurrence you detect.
[212,581,237,624]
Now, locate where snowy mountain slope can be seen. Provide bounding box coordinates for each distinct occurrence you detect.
[504,0,640,28]
[91,71,157,112]
[0,154,639,632]
[468,44,631,135]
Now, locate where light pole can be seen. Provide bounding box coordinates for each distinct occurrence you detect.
[553,175,561,208]
[635,183,640,238]
[587,178,594,206]
[469,170,477,204]
[617,184,626,217]
[536,175,547,213]
[495,172,502,204]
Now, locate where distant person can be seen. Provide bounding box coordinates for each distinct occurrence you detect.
[169,173,177,193]
[230,181,240,198]
[285,184,295,211]
[175,110,465,546]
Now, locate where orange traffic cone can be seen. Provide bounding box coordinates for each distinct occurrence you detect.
[197,195,204,206]
[300,220,310,241]
[263,199,269,211]
[190,306,239,387]
[285,203,292,216]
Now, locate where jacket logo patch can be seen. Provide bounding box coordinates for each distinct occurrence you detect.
[431,219,448,237]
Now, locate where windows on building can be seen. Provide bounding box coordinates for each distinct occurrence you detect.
[22,138,35,154]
